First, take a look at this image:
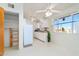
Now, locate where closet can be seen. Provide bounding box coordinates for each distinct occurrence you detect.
[4,11,19,49]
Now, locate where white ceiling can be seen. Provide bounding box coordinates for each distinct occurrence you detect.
[23,3,49,19]
[23,3,79,20]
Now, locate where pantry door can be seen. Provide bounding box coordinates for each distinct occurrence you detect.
[0,7,4,56]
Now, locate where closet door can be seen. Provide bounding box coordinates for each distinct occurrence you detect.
[0,7,4,56]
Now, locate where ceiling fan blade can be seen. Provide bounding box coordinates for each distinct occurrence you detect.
[50,9,61,13]
[36,9,47,13]
[36,4,58,13]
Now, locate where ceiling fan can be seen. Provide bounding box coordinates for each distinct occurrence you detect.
[36,4,61,17]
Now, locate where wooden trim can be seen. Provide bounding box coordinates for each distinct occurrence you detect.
[0,7,4,56]
[9,28,13,48]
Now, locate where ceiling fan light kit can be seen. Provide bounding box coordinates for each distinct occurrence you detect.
[45,11,52,17]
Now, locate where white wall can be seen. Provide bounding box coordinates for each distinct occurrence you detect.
[33,18,49,31]
[40,19,48,27]
[0,4,19,14]
[18,4,24,49]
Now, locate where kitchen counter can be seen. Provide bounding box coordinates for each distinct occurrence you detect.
[34,31,48,42]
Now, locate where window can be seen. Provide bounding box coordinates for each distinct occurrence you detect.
[65,16,72,23]
[54,16,73,33]
[53,24,59,32]
[59,23,72,33]
[58,18,63,24]
[73,22,79,33]
[53,20,59,32]
[54,19,59,25]
[53,13,79,33]
[73,14,79,33]
[73,14,79,22]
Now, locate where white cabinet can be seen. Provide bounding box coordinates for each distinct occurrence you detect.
[34,32,48,42]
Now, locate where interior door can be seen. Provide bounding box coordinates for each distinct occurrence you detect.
[0,7,4,56]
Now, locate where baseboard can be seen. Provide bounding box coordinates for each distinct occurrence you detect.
[23,44,32,47]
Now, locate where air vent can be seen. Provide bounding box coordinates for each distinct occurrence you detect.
[8,3,14,8]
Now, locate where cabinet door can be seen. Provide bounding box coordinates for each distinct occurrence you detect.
[0,7,4,56]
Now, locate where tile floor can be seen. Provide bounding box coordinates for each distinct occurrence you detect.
[4,39,78,56]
